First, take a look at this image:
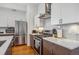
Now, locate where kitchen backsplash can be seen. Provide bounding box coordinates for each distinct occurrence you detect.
[44,23,79,41]
[62,24,79,40]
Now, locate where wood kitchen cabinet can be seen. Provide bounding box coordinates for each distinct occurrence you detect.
[43,39,72,55]
[30,35,34,48]
[14,36,19,45]
[52,43,71,55]
[43,40,53,55]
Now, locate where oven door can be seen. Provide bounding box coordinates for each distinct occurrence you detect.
[34,39,40,54]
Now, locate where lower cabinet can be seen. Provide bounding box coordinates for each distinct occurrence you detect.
[43,39,71,55]
[53,44,71,55]
[43,40,53,55]
[14,36,19,45]
[30,35,34,48]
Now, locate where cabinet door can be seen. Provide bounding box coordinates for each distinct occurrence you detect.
[43,40,52,55]
[53,44,71,55]
[51,3,61,25]
[14,36,19,45]
[30,35,34,48]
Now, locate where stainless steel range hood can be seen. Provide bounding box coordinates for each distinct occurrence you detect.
[39,3,51,19]
[39,13,51,19]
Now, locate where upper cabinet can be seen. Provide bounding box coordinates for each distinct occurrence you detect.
[51,3,79,25]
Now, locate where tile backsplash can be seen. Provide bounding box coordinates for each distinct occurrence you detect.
[45,23,79,41]
[61,24,79,40]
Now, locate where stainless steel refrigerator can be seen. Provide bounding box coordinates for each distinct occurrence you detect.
[15,21,27,45]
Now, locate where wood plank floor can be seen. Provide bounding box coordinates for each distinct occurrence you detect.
[12,45,36,55]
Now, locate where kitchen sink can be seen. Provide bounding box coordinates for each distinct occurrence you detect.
[0,40,6,47]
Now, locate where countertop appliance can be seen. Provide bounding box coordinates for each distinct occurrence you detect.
[34,35,43,55]
[52,28,63,38]
[52,29,57,38]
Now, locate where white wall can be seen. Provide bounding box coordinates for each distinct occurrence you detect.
[37,3,45,14]
[50,3,79,41]
[61,3,79,24]
[62,24,79,40]
[51,3,79,25]
[37,3,52,30]
[26,4,38,46]
[0,7,26,27]
[42,18,52,30]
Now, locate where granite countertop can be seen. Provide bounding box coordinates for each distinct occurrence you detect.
[43,37,79,50]
[0,36,13,55]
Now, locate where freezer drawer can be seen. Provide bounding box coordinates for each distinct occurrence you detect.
[14,35,25,45]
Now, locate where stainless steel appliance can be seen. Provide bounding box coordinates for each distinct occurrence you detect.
[6,27,15,33]
[39,3,51,19]
[34,35,43,55]
[43,30,52,37]
[15,21,27,45]
[52,29,57,38]
[52,28,63,38]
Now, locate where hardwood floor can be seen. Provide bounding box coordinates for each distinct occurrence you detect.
[12,45,36,55]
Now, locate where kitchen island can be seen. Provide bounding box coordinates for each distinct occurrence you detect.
[43,37,79,55]
[0,36,13,55]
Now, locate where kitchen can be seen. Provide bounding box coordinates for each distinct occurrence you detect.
[0,3,79,55]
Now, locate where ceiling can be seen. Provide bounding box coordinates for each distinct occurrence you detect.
[0,3,27,12]
[0,3,40,12]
